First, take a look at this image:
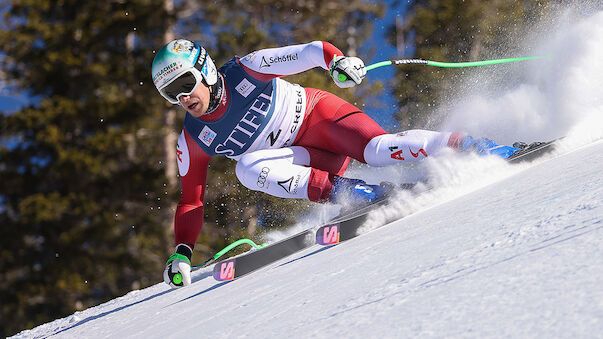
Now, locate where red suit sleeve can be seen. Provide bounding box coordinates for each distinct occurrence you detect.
[320,41,344,68]
[174,129,211,247]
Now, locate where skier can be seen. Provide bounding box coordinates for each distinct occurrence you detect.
[152,39,519,288]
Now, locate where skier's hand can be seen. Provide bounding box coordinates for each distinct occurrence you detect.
[330,56,366,88]
[163,244,192,289]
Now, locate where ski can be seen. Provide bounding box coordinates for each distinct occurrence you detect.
[212,185,414,281]
[211,137,560,282]
[315,195,392,245]
[314,139,560,247]
[507,139,559,163]
[213,228,314,281]
[212,206,384,281]
[315,181,432,246]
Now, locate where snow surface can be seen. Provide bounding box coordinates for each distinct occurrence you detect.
[12,5,603,339]
[12,136,603,339]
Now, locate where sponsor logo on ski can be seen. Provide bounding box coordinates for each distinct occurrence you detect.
[257,167,270,188]
[235,78,256,98]
[317,225,340,245]
[218,261,235,281]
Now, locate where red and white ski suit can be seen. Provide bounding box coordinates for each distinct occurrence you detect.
[174,41,462,246]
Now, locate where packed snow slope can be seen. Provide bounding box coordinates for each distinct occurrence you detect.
[13,5,603,338]
[13,138,603,338]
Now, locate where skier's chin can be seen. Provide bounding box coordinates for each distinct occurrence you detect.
[184,102,206,117]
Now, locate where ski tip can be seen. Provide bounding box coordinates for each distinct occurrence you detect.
[507,139,558,163]
[213,260,236,281]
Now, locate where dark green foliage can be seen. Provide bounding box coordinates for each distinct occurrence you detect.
[0,1,174,335]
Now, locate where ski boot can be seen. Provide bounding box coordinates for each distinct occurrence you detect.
[329,177,392,205]
[459,136,519,159]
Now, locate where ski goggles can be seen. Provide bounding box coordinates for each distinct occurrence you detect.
[158,69,204,104]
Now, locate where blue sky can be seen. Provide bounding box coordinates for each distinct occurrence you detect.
[363,1,406,130]
[0,92,30,113]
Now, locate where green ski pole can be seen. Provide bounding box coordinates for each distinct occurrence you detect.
[335,55,550,83]
[192,238,266,271]
[365,55,549,72]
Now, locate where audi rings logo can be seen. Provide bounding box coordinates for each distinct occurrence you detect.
[257,167,270,188]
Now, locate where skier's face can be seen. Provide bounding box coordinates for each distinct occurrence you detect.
[179,83,210,117]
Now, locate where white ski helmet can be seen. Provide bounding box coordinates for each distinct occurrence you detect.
[151,39,218,104]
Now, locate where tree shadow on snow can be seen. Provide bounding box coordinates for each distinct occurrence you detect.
[276,245,336,267]
[50,288,172,336]
[167,246,338,305]
[192,270,213,283]
[169,281,231,305]
[50,271,216,336]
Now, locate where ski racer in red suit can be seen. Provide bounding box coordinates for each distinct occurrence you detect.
[152,39,519,288]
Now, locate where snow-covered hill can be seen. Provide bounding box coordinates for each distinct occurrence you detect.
[12,5,603,339]
[12,136,603,338]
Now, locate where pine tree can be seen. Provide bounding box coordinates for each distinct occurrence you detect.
[0,0,384,335]
[0,1,174,335]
